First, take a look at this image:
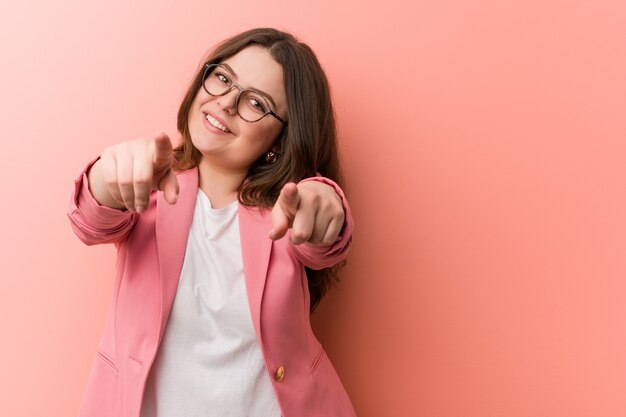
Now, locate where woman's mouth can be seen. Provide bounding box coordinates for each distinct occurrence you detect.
[204,113,230,133]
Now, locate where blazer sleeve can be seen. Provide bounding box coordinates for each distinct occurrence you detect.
[287,176,354,270]
[67,157,139,246]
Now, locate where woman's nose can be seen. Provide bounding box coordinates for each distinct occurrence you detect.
[217,87,239,114]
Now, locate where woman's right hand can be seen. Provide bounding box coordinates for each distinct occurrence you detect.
[87,133,179,213]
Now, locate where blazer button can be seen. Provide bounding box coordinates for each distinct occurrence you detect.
[275,366,285,382]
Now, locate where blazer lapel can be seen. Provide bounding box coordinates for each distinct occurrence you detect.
[155,167,198,339]
[238,204,273,339]
[154,168,273,342]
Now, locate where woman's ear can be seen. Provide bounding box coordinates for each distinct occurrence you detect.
[269,136,283,154]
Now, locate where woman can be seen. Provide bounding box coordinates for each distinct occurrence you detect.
[67,28,356,417]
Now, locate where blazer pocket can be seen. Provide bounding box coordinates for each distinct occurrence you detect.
[309,347,325,375]
[97,349,120,374]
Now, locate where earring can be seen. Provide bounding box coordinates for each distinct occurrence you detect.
[266,151,277,164]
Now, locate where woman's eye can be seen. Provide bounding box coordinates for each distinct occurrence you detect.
[249,97,266,111]
[216,73,230,84]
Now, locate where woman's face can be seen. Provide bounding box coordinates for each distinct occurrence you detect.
[187,45,287,174]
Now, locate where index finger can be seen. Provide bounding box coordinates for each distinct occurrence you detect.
[153,133,173,165]
[268,183,300,241]
[277,182,300,218]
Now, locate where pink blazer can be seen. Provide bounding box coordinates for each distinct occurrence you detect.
[67,158,357,417]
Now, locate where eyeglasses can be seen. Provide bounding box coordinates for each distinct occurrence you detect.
[201,63,287,125]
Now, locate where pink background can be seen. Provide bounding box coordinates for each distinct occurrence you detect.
[1,1,625,416]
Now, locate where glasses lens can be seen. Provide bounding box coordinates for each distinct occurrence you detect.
[237,90,269,123]
[204,66,231,95]
[203,65,273,123]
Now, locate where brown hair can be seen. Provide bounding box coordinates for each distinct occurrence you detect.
[173,28,345,312]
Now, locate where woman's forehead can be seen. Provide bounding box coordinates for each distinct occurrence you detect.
[220,46,286,110]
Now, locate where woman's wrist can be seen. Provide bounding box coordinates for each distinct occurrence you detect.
[86,158,126,210]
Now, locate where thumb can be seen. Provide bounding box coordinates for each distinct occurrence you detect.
[158,168,179,205]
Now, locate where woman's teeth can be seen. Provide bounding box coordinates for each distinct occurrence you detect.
[206,114,229,132]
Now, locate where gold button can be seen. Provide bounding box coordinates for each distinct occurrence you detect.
[275,366,285,382]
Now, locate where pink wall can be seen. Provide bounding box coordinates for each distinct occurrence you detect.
[1,1,624,416]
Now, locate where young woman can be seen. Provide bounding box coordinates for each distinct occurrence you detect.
[67,28,356,417]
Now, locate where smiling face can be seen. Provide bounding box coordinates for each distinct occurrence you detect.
[187,45,287,175]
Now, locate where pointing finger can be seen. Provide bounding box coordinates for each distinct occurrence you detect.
[269,183,300,240]
[269,203,290,240]
[153,133,173,167]
[277,182,300,219]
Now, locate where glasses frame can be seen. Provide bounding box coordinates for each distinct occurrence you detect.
[201,63,287,126]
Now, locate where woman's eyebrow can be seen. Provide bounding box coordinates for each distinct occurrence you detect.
[221,63,278,109]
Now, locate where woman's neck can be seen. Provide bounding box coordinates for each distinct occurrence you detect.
[197,158,246,209]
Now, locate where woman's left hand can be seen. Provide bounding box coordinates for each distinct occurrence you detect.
[269,181,345,245]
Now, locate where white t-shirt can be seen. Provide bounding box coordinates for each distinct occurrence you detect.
[140,189,282,417]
